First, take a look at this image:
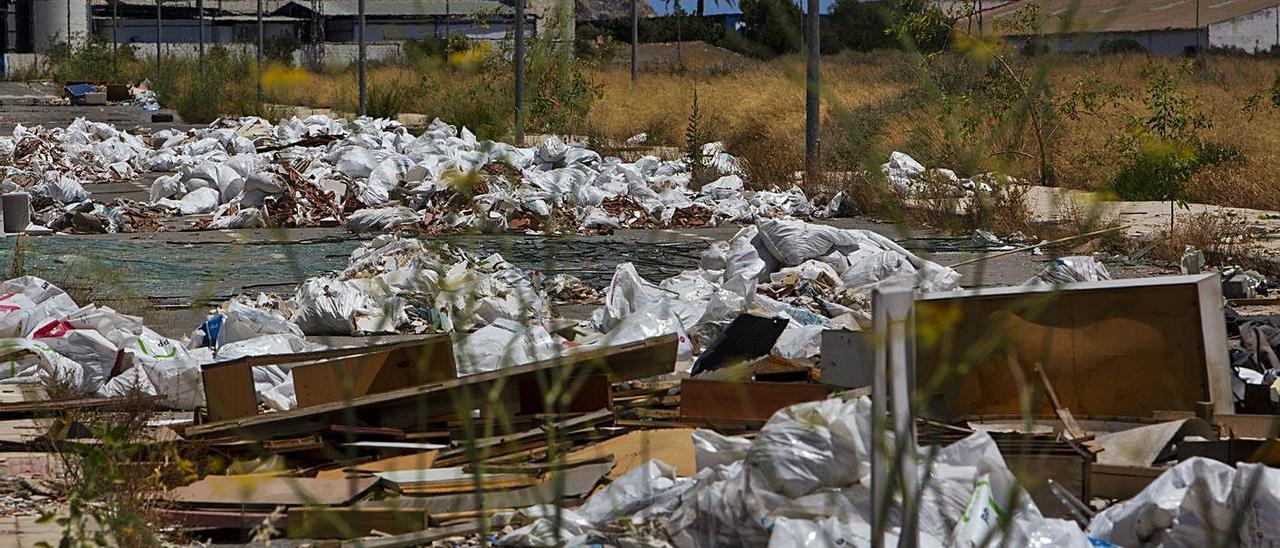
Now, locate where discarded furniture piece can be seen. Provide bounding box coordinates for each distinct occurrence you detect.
[186,334,678,440]
[679,379,829,424]
[915,274,1232,421]
[200,335,456,422]
[565,428,697,479]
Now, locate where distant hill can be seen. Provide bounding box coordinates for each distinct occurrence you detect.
[577,0,656,21]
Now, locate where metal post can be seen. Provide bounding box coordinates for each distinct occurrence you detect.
[112,0,118,63]
[197,0,204,72]
[66,0,71,44]
[630,0,638,83]
[804,0,820,179]
[155,0,161,79]
[514,0,525,142]
[257,0,264,103]
[676,0,682,66]
[870,286,919,548]
[358,0,367,116]
[445,0,451,37]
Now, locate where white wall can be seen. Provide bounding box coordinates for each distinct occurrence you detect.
[1209,6,1280,52]
[32,0,93,52]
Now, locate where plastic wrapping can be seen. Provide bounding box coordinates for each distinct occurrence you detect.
[579,459,691,526]
[1024,256,1112,286]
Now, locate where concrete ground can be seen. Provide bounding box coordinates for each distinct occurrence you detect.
[0,81,193,137]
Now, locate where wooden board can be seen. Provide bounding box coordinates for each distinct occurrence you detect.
[517,374,612,415]
[164,476,379,508]
[564,428,696,479]
[679,379,829,423]
[292,336,456,408]
[201,336,454,422]
[201,360,257,422]
[287,507,430,539]
[915,274,1232,421]
[186,334,677,441]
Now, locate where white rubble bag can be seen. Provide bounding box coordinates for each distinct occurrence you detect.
[217,302,305,347]
[579,459,692,526]
[291,277,369,335]
[126,331,205,410]
[452,318,560,375]
[0,276,80,338]
[1087,457,1239,547]
[0,338,94,391]
[1024,256,1111,286]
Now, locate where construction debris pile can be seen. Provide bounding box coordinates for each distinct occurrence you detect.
[0,115,843,235]
[1,250,1279,545]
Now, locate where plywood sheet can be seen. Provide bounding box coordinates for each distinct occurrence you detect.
[680,379,829,422]
[165,476,378,507]
[564,429,696,479]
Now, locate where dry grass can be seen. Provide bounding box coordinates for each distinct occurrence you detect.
[1150,210,1253,263]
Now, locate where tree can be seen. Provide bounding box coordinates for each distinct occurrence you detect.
[739,0,802,55]
[828,0,895,52]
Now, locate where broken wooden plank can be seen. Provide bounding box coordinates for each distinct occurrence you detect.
[185,334,676,441]
[341,520,482,548]
[679,379,830,423]
[201,360,257,422]
[316,450,440,480]
[352,460,614,516]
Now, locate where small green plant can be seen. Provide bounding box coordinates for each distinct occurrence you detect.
[368,86,410,119]
[685,87,707,173]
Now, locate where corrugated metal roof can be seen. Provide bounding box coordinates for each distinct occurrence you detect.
[92,0,292,16]
[961,0,1280,34]
[277,0,511,16]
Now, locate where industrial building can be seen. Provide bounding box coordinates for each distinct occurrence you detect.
[962,0,1280,54]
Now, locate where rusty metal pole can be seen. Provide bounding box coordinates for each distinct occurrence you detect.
[804,0,820,178]
[630,0,637,83]
[358,0,367,116]
[514,0,525,142]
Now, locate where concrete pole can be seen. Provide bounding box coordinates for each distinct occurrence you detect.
[197,0,204,72]
[630,0,638,83]
[155,0,162,79]
[257,0,264,103]
[514,0,525,141]
[804,0,820,178]
[358,0,367,116]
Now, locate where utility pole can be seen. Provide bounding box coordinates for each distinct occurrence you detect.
[65,0,71,45]
[804,0,820,178]
[514,0,525,141]
[358,0,367,116]
[257,0,264,103]
[630,0,638,83]
[197,0,205,73]
[155,0,161,80]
